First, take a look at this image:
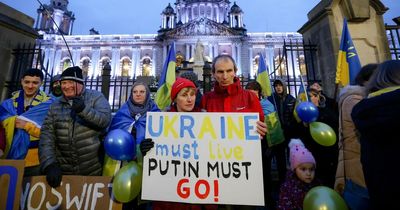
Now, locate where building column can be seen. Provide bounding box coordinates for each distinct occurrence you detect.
[131,47,140,78]
[47,48,56,75]
[249,48,254,78]
[236,44,242,75]
[111,47,120,76]
[208,43,213,59]
[54,49,62,74]
[185,44,190,61]
[152,47,157,76]
[266,45,274,74]
[90,48,100,77]
[231,43,237,63]
[213,44,219,57]
[72,48,81,67]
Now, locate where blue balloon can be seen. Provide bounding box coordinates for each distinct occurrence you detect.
[296,101,319,123]
[104,129,136,161]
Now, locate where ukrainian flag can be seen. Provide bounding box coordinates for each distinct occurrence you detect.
[155,43,176,110]
[335,18,361,87]
[256,53,272,97]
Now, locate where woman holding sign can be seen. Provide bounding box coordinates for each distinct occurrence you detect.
[143,77,218,210]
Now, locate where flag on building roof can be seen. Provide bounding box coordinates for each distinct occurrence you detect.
[335,18,362,87]
[155,43,176,110]
[256,53,272,97]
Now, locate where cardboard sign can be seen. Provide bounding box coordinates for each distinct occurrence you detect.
[0,160,122,210]
[0,160,25,210]
[21,176,122,210]
[142,112,265,206]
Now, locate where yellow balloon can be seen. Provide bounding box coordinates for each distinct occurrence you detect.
[112,161,142,203]
[304,186,348,210]
[309,122,336,146]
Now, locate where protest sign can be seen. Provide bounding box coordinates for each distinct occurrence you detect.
[142,112,264,206]
[0,160,24,210]
[0,159,122,210]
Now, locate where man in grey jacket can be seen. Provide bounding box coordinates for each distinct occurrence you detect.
[39,66,111,188]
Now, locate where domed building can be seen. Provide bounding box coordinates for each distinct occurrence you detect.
[36,0,303,79]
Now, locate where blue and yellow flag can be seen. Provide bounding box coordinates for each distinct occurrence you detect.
[256,54,272,97]
[155,43,176,110]
[335,18,361,87]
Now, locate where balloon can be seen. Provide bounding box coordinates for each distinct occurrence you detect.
[309,122,336,146]
[304,186,348,210]
[113,161,142,203]
[296,101,319,123]
[104,129,136,161]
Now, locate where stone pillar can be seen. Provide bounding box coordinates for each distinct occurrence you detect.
[111,47,120,76]
[152,47,158,76]
[54,49,62,74]
[91,48,100,77]
[248,48,253,78]
[298,0,390,97]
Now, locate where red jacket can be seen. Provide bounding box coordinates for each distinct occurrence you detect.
[201,77,264,121]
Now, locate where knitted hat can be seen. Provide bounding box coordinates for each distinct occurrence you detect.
[60,66,84,84]
[171,77,196,102]
[289,139,316,170]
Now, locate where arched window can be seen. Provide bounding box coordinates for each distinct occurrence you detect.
[80,57,91,78]
[141,57,152,76]
[61,57,71,72]
[99,57,111,76]
[120,57,131,77]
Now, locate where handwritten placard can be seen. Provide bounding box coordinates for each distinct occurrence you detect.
[142,112,264,206]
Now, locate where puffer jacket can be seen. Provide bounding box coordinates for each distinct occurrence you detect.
[334,85,366,193]
[39,89,111,175]
[200,77,264,121]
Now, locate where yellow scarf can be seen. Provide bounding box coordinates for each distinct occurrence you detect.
[368,86,400,98]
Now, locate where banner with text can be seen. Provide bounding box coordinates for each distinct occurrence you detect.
[142,112,264,206]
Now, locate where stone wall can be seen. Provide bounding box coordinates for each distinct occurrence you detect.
[0,2,38,100]
[298,0,390,98]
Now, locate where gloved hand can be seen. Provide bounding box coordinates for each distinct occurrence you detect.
[140,138,154,156]
[71,96,85,113]
[45,164,62,188]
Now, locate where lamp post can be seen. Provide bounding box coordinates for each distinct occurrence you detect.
[202,61,212,93]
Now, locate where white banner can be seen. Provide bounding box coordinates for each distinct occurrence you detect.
[142,112,264,206]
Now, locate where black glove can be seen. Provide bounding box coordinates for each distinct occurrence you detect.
[140,138,154,156]
[45,164,62,188]
[71,96,85,113]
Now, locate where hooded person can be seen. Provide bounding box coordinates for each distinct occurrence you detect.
[266,78,298,191]
[39,66,111,188]
[49,74,62,98]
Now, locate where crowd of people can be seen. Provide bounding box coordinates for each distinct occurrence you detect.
[1,56,399,210]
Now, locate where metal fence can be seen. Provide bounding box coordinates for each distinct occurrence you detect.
[386,24,400,60]
[5,39,319,112]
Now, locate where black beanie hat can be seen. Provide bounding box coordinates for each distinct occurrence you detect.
[60,66,84,84]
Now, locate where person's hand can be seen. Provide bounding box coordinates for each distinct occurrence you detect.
[140,138,154,156]
[45,164,62,188]
[71,96,85,113]
[15,118,27,129]
[256,120,268,138]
